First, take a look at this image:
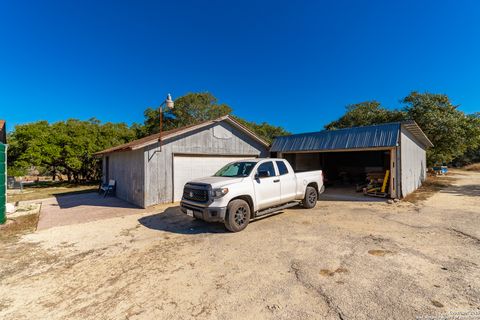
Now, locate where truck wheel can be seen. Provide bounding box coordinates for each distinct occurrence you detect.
[225,199,250,232]
[302,186,318,209]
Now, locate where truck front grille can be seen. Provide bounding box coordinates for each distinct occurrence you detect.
[183,185,209,202]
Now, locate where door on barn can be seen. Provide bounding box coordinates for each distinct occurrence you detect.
[172,154,256,201]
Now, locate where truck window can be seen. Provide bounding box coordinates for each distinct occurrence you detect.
[257,161,276,177]
[214,161,256,177]
[276,161,289,175]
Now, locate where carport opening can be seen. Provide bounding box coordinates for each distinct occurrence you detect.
[283,150,393,201]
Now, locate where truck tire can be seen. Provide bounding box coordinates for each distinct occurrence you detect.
[302,186,318,209]
[224,199,251,232]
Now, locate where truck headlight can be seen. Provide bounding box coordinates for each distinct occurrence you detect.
[211,188,229,198]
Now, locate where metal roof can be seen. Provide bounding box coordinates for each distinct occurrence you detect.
[271,121,433,153]
[402,121,434,148]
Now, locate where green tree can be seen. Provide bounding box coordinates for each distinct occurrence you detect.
[325,101,406,130]
[401,92,475,165]
[233,116,290,143]
[137,92,289,143]
[454,112,480,165]
[138,92,232,137]
[7,121,53,177]
[7,119,135,181]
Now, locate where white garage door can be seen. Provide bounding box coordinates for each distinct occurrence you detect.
[173,155,256,201]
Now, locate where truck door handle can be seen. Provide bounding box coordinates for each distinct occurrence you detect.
[273,179,280,183]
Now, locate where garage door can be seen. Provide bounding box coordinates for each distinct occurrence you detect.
[173,155,256,201]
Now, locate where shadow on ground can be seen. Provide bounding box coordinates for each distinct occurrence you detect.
[442,184,480,197]
[55,192,140,209]
[139,207,228,234]
[139,206,296,234]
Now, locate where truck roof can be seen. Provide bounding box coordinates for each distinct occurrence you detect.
[242,158,280,163]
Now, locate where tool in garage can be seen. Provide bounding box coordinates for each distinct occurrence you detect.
[363,170,389,198]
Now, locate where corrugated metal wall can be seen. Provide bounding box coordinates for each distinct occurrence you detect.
[400,126,427,197]
[143,121,269,207]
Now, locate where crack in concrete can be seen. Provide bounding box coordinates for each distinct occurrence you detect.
[380,215,431,229]
[448,228,480,244]
[290,261,346,320]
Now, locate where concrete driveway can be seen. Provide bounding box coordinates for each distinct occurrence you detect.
[1,170,479,320]
[36,192,144,230]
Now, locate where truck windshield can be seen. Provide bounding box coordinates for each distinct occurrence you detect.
[214,161,256,177]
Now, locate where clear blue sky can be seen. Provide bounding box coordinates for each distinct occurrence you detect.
[1,0,479,133]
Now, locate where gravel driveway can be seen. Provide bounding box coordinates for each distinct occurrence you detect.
[1,170,479,320]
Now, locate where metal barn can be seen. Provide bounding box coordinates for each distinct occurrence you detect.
[271,121,433,199]
[96,116,269,207]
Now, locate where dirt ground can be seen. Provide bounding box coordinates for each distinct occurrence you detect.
[465,163,480,172]
[1,169,479,320]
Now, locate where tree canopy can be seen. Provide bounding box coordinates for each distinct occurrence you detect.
[7,119,135,181]
[325,101,405,130]
[134,92,232,137]
[232,116,290,143]
[135,92,289,143]
[402,92,480,165]
[458,112,480,165]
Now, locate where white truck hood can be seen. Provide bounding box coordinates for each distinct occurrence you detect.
[188,176,244,188]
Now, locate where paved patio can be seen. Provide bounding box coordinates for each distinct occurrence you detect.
[37,192,144,230]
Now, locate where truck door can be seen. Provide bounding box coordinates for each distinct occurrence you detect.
[275,160,296,202]
[253,161,282,210]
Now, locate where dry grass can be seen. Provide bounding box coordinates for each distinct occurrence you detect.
[0,213,39,241]
[464,163,480,172]
[7,182,98,203]
[403,174,455,203]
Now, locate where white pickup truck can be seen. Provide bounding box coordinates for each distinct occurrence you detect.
[180,158,324,232]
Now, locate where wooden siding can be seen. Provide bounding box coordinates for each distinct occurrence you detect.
[400,126,427,197]
[105,148,145,207]
[143,121,269,207]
